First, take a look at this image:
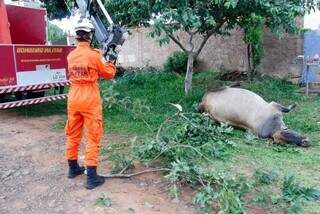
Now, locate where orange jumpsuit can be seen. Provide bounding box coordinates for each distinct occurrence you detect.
[66,41,116,166]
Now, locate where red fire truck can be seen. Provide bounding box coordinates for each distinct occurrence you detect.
[0,0,73,109]
[0,0,126,110]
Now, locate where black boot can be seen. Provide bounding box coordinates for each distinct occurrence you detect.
[68,160,85,178]
[85,166,105,190]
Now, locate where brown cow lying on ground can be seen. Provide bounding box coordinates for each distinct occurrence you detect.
[198,87,310,147]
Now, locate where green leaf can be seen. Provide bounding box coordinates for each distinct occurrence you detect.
[254,169,278,185]
[128,208,135,214]
[169,103,183,112]
[224,0,239,9]
[95,192,112,207]
[270,195,281,205]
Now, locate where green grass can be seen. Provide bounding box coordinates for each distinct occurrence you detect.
[102,71,320,212]
[102,70,204,135]
[104,71,320,180]
[9,69,320,212]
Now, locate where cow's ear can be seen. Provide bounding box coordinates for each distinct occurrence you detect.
[270,102,294,113]
[288,103,297,111]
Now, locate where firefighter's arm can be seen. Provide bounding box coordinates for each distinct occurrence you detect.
[96,52,116,80]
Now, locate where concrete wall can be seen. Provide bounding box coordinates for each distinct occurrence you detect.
[117,28,178,68]
[259,30,303,77]
[118,27,303,77]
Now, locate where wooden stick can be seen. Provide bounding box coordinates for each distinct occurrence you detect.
[101,168,170,179]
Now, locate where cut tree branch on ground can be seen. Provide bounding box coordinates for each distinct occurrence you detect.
[149,144,215,164]
[100,168,170,179]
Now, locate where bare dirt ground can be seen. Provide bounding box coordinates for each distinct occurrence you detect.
[0,111,196,214]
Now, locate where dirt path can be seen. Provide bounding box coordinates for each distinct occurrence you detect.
[0,112,195,214]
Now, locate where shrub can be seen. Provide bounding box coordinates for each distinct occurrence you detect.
[164,51,188,74]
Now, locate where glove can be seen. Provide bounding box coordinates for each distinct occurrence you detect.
[104,50,118,64]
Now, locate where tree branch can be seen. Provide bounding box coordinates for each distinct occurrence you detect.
[100,168,170,179]
[187,30,199,36]
[187,30,201,52]
[195,21,226,58]
[194,33,213,58]
[187,30,195,52]
[168,34,188,53]
[149,144,215,164]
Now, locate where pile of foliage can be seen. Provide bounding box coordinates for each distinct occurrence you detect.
[134,107,236,164]
[102,99,320,213]
[191,169,320,213]
[97,69,320,213]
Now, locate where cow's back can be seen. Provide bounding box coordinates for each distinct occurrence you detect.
[201,88,270,130]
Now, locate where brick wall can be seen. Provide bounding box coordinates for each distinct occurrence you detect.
[118,27,303,77]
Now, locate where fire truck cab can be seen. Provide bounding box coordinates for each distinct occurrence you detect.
[0,0,72,109]
[0,0,127,109]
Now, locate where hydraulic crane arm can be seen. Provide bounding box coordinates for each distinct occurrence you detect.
[75,0,127,56]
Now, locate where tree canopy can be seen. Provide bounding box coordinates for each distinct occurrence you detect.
[105,0,320,94]
[48,22,66,40]
[42,0,320,93]
[41,0,73,19]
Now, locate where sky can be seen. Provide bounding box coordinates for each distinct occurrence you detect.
[50,15,80,35]
[304,8,320,30]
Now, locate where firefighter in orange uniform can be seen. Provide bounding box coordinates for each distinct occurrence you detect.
[65,18,117,189]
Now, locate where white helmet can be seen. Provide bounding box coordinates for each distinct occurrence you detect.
[74,18,95,33]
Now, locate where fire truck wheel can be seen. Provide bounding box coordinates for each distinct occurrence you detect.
[14,92,28,100]
[54,86,64,94]
[14,91,45,100]
[27,91,45,99]
[0,94,6,100]
[59,86,64,94]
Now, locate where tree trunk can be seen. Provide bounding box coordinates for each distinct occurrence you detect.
[252,46,257,78]
[247,44,254,81]
[247,44,251,73]
[185,53,195,95]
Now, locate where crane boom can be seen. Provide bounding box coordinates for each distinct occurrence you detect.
[75,0,127,56]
